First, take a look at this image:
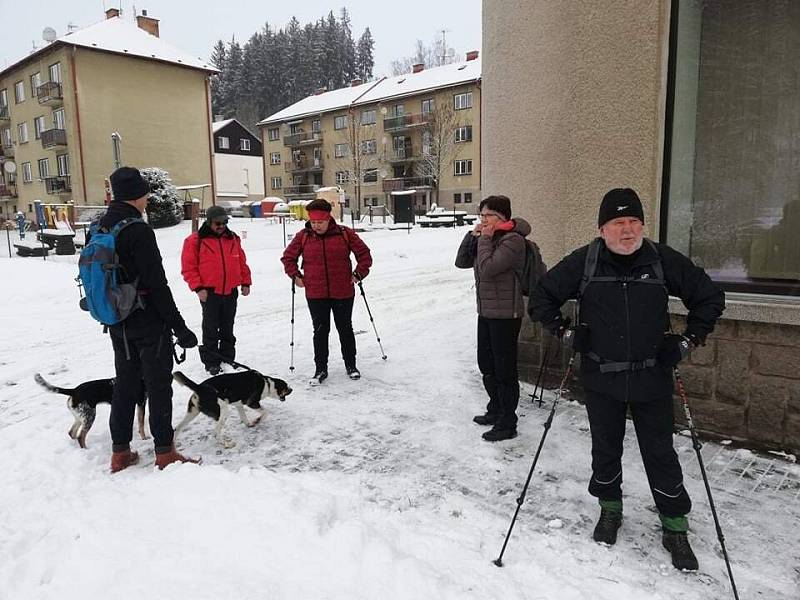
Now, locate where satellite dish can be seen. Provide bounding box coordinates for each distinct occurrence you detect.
[42,27,57,42]
[4,161,17,174]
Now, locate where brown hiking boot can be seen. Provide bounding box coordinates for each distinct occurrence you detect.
[154,445,201,470]
[110,449,140,473]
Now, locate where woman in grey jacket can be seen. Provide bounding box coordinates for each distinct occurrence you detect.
[456,195,531,441]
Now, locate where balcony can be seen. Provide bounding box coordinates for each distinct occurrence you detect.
[382,177,435,193]
[37,81,63,106]
[383,112,429,132]
[388,146,415,162]
[0,183,18,198]
[284,157,324,173]
[283,184,320,196]
[283,131,323,147]
[44,175,71,195]
[0,105,9,122]
[41,128,67,149]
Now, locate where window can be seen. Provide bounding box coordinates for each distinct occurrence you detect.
[37,158,49,179]
[271,176,282,190]
[464,192,473,204]
[52,108,65,129]
[361,109,376,125]
[422,131,432,156]
[56,154,69,176]
[34,116,46,139]
[30,72,41,97]
[454,92,473,110]
[363,168,378,183]
[454,193,462,204]
[1,128,11,147]
[455,125,473,143]
[335,171,349,185]
[454,159,473,176]
[48,62,62,84]
[21,162,32,183]
[364,196,379,207]
[240,138,250,151]
[334,115,348,130]
[218,136,229,150]
[268,127,280,141]
[289,123,301,134]
[361,139,376,154]
[312,119,321,133]
[334,143,348,158]
[664,0,800,295]
[17,122,28,144]
[0,89,7,108]
[421,98,434,115]
[14,81,25,103]
[391,104,405,116]
[270,152,281,165]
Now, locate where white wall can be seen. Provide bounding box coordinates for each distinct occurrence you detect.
[214,154,264,201]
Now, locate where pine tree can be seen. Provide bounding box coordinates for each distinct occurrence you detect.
[141,167,183,228]
[356,28,375,80]
[209,40,227,116]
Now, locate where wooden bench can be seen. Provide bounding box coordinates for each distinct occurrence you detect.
[417,216,456,228]
[14,242,49,257]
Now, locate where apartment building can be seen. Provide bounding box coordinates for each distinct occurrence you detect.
[0,8,217,219]
[258,53,481,215]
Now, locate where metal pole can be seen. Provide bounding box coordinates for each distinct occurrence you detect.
[5,226,11,258]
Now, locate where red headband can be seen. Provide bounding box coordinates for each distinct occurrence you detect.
[308,210,330,221]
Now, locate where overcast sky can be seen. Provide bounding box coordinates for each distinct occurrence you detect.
[0,0,482,76]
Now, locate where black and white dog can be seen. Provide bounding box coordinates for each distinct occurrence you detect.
[172,370,291,447]
[34,373,147,448]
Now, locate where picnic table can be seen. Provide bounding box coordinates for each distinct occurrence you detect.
[421,209,476,227]
[37,228,76,255]
[14,240,49,257]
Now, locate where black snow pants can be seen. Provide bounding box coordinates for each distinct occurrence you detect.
[477,316,522,430]
[307,297,356,371]
[199,289,238,370]
[584,389,692,517]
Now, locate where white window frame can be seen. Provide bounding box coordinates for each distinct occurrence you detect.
[454,159,473,176]
[334,143,348,158]
[270,152,281,165]
[1,128,11,147]
[454,92,473,110]
[363,168,378,183]
[0,89,7,108]
[271,176,282,190]
[464,192,473,204]
[268,127,280,141]
[14,81,25,103]
[52,108,65,130]
[421,98,434,115]
[312,119,321,133]
[361,139,377,154]
[34,115,46,139]
[334,115,348,130]
[30,72,42,97]
[454,125,473,143]
[240,138,250,151]
[37,158,49,180]
[56,153,69,176]
[361,109,376,125]
[17,122,28,144]
[335,171,349,185]
[218,136,229,150]
[364,196,379,207]
[21,162,32,183]
[48,62,62,84]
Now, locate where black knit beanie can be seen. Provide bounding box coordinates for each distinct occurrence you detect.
[110,167,150,203]
[479,195,512,221]
[598,188,644,227]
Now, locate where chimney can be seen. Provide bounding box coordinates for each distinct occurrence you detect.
[314,87,327,95]
[136,10,160,37]
[466,50,479,61]
[105,7,120,19]
[350,78,363,87]
[412,63,424,73]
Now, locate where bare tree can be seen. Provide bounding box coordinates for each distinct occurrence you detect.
[390,35,457,76]
[333,108,382,218]
[415,98,467,207]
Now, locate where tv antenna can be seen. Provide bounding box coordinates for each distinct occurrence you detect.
[439,29,451,65]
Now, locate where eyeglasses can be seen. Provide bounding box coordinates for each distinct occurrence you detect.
[479,212,501,219]
[211,220,228,226]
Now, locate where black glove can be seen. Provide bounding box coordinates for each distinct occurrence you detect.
[547,316,590,353]
[353,271,363,282]
[657,333,694,368]
[174,325,198,349]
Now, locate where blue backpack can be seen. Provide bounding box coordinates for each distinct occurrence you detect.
[78,217,144,325]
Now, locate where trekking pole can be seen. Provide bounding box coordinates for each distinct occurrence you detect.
[289,280,296,371]
[674,366,740,600]
[529,339,552,407]
[494,352,576,567]
[356,279,387,360]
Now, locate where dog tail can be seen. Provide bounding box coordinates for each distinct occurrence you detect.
[172,371,203,392]
[34,373,74,395]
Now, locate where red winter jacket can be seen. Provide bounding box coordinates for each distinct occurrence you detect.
[181,224,252,296]
[281,219,372,299]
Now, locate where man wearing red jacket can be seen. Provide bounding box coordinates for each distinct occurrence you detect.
[281,198,372,385]
[181,206,252,375]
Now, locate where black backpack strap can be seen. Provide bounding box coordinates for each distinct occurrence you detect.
[644,238,665,283]
[578,238,602,299]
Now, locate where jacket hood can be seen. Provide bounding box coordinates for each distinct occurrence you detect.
[512,217,532,237]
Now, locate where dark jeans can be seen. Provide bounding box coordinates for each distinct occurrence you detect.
[110,328,174,452]
[477,316,522,430]
[199,289,238,369]
[584,390,692,517]
[307,297,356,371]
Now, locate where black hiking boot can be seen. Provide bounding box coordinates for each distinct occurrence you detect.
[472,413,497,426]
[481,426,517,442]
[662,528,699,571]
[593,507,623,545]
[206,365,221,376]
[346,366,361,380]
[309,369,328,386]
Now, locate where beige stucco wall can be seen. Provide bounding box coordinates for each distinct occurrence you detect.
[482,0,669,266]
[73,48,213,205]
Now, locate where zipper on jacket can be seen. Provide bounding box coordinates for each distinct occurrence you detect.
[623,281,631,402]
[322,236,331,297]
[218,237,227,294]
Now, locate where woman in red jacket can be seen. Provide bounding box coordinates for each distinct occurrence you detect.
[281,199,372,385]
[181,206,252,374]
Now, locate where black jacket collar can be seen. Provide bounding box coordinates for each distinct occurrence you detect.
[199,222,235,239]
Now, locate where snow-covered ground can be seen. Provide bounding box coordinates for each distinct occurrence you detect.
[0,219,798,600]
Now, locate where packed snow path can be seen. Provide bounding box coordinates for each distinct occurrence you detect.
[1,219,798,599]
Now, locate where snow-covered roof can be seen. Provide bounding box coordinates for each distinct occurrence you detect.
[259,58,481,126]
[0,16,217,79]
[212,119,235,133]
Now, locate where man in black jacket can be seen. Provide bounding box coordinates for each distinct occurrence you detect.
[530,188,724,571]
[103,167,200,473]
